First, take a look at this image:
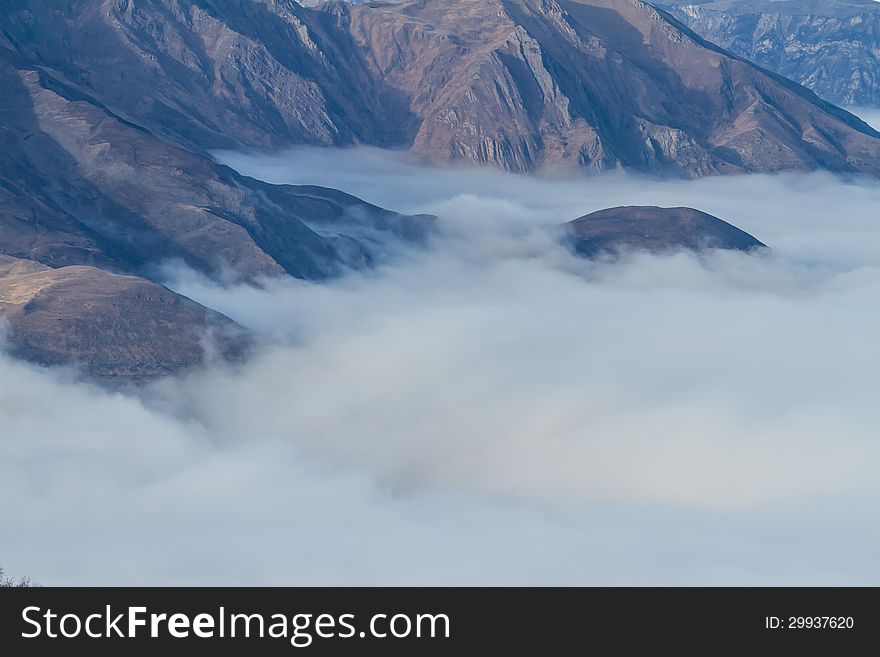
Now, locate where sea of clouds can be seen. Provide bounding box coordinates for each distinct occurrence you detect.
[2,147,880,585]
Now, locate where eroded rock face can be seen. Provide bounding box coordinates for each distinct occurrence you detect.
[0,256,247,382]
[351,0,880,176]
[3,0,880,177]
[657,0,880,107]
[565,205,767,256]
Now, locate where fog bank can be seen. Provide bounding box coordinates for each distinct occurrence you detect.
[2,149,880,585]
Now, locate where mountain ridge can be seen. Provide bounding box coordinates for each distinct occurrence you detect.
[657,0,880,107]
[0,0,874,381]
[0,35,429,382]
[4,0,880,177]
[566,205,767,256]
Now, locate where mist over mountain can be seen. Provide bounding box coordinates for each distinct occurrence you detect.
[2,0,878,377]
[0,33,427,380]
[5,148,880,586]
[657,0,880,107]
[3,0,880,588]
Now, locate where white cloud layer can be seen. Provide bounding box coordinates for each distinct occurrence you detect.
[3,148,880,585]
[852,106,880,132]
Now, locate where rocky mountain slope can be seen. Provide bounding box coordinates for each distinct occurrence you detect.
[0,0,406,153]
[656,0,880,107]
[0,255,245,381]
[4,0,880,177]
[342,0,880,175]
[0,47,425,282]
[0,39,427,382]
[0,0,872,381]
[566,205,766,256]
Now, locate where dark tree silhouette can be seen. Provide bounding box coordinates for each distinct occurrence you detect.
[0,566,33,588]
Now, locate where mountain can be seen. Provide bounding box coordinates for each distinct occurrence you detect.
[0,47,427,282]
[565,205,766,256]
[656,0,880,107]
[0,33,428,382]
[0,0,404,153]
[0,255,246,381]
[4,0,880,177]
[0,0,875,381]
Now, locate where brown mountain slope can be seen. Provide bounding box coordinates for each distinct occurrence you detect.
[0,0,413,153]
[566,205,767,256]
[342,0,880,175]
[0,46,428,282]
[3,0,879,177]
[0,43,428,382]
[0,256,246,381]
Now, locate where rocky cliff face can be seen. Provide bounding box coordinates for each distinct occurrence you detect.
[4,0,880,177]
[340,0,880,176]
[0,0,409,153]
[657,0,880,107]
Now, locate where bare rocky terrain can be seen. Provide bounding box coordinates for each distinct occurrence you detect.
[0,46,426,281]
[657,0,880,107]
[0,34,427,382]
[3,0,880,176]
[342,0,880,175]
[0,0,869,381]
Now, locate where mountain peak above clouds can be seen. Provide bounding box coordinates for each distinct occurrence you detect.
[0,255,248,381]
[565,205,767,257]
[0,0,877,381]
[0,19,428,382]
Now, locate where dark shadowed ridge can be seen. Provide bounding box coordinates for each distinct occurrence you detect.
[565,205,767,256]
